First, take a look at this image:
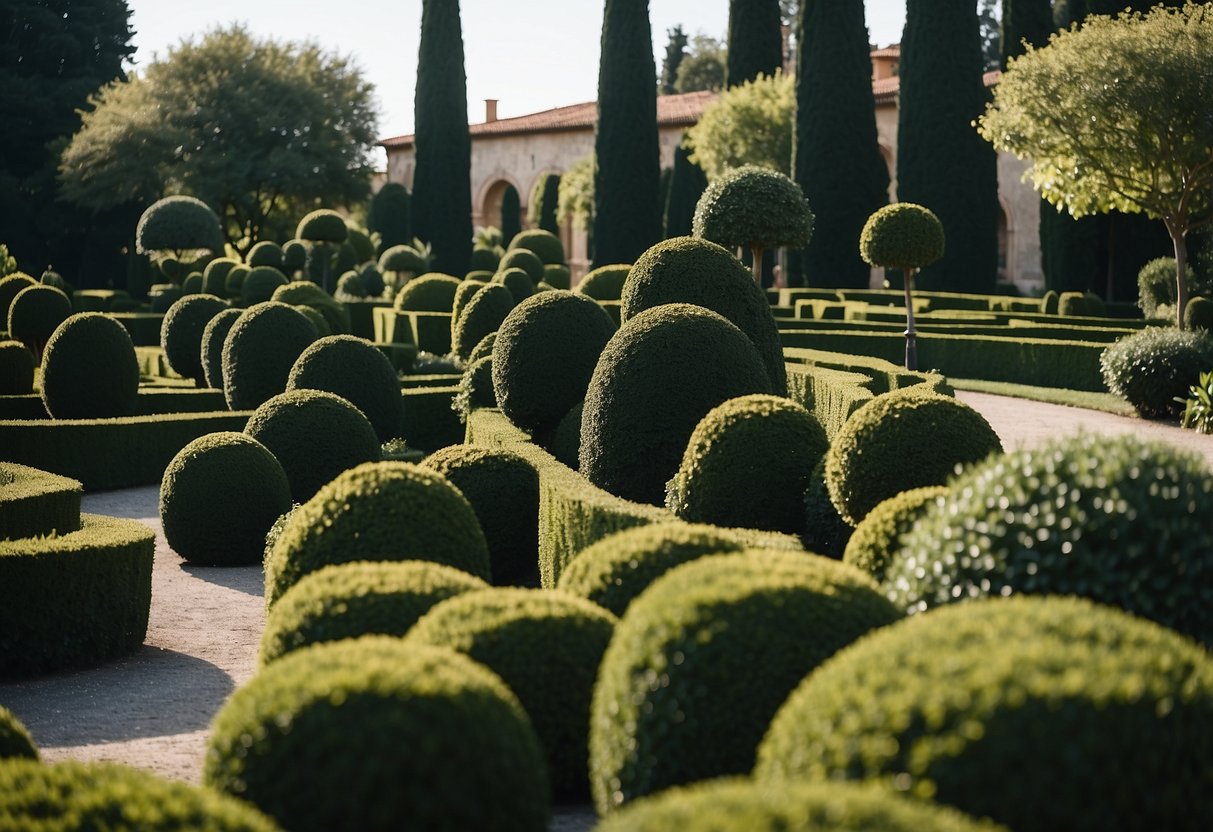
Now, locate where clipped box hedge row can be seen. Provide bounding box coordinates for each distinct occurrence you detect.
[109,312,165,347]
[0,388,229,421]
[0,462,82,540]
[401,385,463,452]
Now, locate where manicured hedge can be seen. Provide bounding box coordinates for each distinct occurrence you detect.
[843,486,947,583]
[200,308,242,389]
[453,283,514,361]
[393,273,461,312]
[0,462,81,540]
[40,313,140,419]
[509,228,565,265]
[577,263,630,301]
[221,302,318,410]
[0,388,230,421]
[401,385,463,452]
[287,335,405,442]
[160,295,227,385]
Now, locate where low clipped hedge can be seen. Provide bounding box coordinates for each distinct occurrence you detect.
[0,340,34,394]
[264,461,490,606]
[590,550,902,814]
[40,313,140,419]
[843,486,947,583]
[221,302,318,411]
[287,335,404,442]
[1,705,37,760]
[0,513,154,676]
[260,561,488,665]
[452,283,514,361]
[407,588,617,801]
[200,308,242,389]
[509,228,564,265]
[755,596,1213,832]
[1100,327,1213,419]
[159,432,291,566]
[393,273,461,312]
[204,637,550,832]
[0,462,81,541]
[577,263,630,300]
[452,356,497,422]
[160,295,227,385]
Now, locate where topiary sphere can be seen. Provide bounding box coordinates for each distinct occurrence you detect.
[668,394,828,536]
[452,355,497,421]
[842,486,947,583]
[135,195,225,258]
[239,265,288,307]
[577,263,630,300]
[859,202,945,272]
[7,284,72,355]
[264,461,491,606]
[755,596,1213,832]
[420,445,540,587]
[202,257,240,296]
[824,389,1002,526]
[160,294,227,385]
[245,389,380,503]
[335,270,367,298]
[221,302,318,411]
[0,339,35,395]
[223,264,249,297]
[378,244,427,276]
[508,228,565,265]
[0,273,37,323]
[542,263,571,290]
[247,240,284,269]
[345,224,375,264]
[205,637,550,832]
[590,550,902,814]
[358,262,386,297]
[498,247,544,284]
[493,266,535,302]
[40,313,139,419]
[491,290,616,438]
[260,560,488,665]
[182,271,204,295]
[692,165,814,254]
[281,240,307,271]
[1100,326,1213,419]
[451,279,485,332]
[200,308,242,390]
[465,269,493,282]
[1042,289,1059,315]
[160,432,292,566]
[295,209,349,243]
[393,273,461,311]
[271,281,350,334]
[621,237,786,395]
[580,304,773,505]
[0,704,37,760]
[1186,296,1213,330]
[469,245,501,273]
[453,282,514,361]
[287,334,404,442]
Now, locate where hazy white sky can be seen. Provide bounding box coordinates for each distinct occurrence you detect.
[127,1,908,144]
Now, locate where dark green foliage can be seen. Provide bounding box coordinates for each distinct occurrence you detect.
[825,389,1002,526]
[1100,327,1213,418]
[897,0,999,291]
[260,561,487,665]
[159,432,291,566]
[270,281,350,335]
[0,514,153,676]
[135,196,225,259]
[239,266,288,307]
[295,209,348,244]
[663,142,709,239]
[528,174,562,234]
[693,165,814,258]
[247,241,284,269]
[204,638,549,832]
[1042,289,1059,314]
[201,308,242,389]
[859,203,945,271]
[40,313,139,419]
[282,240,307,272]
[592,0,662,267]
[1001,0,1055,69]
[668,394,828,535]
[287,334,404,442]
[160,295,227,385]
[621,237,787,394]
[551,401,583,468]
[291,305,330,338]
[498,248,544,284]
[494,267,535,303]
[542,264,571,290]
[803,457,853,558]
[378,244,427,277]
[394,273,461,312]
[660,24,689,95]
[264,461,491,606]
[0,705,37,760]
[345,225,375,264]
[590,550,902,813]
[421,446,540,587]
[182,272,204,295]
[0,274,37,324]
[358,262,386,297]
[0,339,35,394]
[577,263,630,300]
[451,356,497,422]
[755,596,1213,832]
[843,486,946,583]
[368,182,411,255]
[469,246,500,273]
[1187,296,1213,330]
[221,302,318,411]
[7,284,71,357]
[1058,290,1096,317]
[451,280,485,336]
[224,265,249,297]
[725,0,783,86]
[452,283,514,361]
[202,257,240,296]
[468,332,497,363]
[0,462,81,542]
[335,271,367,298]
[509,228,565,265]
[501,184,522,246]
[408,588,617,800]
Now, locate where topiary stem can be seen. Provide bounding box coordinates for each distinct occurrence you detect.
[751,246,765,285]
[1171,225,1190,331]
[903,268,918,371]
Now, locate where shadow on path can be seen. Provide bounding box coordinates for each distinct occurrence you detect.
[181,562,265,597]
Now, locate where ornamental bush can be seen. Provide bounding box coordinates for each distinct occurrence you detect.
[469,245,501,272]
[201,308,242,389]
[221,302,318,411]
[803,457,853,558]
[1042,289,1059,315]
[378,244,427,277]
[0,340,34,395]
[239,266,288,306]
[452,355,497,421]
[1187,296,1213,330]
[0,273,36,323]
[8,284,71,357]
[408,588,616,800]
[0,705,37,760]
[580,304,772,505]
[292,305,330,337]
[270,281,350,335]
[182,272,204,295]
[452,283,514,361]
[40,313,139,419]
[542,264,571,290]
[135,195,225,259]
[204,638,549,832]
[202,257,240,296]
[160,295,227,385]
[857,202,945,272]
[842,486,947,583]
[508,229,565,265]
[493,266,535,302]
[282,240,307,272]
[295,209,349,244]
[498,248,544,284]
[590,550,902,814]
[358,262,386,297]
[224,265,249,297]
[335,270,367,298]
[1058,290,1103,317]
[755,596,1213,832]
[287,335,404,442]
[159,432,291,566]
[451,280,485,331]
[394,273,461,311]
[247,240,284,269]
[1100,326,1213,419]
[468,332,496,363]
[577,263,630,300]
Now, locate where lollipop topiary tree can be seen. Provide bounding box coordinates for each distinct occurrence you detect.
[135,196,225,283]
[296,209,348,293]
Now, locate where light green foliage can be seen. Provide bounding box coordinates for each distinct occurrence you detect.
[686,72,794,180]
[842,486,947,583]
[378,244,429,279]
[451,355,496,422]
[221,302,318,411]
[287,335,405,442]
[674,33,726,93]
[0,705,37,760]
[160,295,227,384]
[1179,370,1213,433]
[859,203,946,271]
[557,153,595,231]
[0,245,17,278]
[1100,326,1213,418]
[40,313,139,419]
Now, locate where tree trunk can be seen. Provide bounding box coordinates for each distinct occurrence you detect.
[1173,228,1190,330]
[751,245,765,285]
[903,268,919,371]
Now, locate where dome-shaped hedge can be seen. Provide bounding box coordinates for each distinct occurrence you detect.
[160,294,227,385]
[803,457,855,559]
[393,273,461,312]
[498,247,544,284]
[204,637,549,832]
[0,273,37,323]
[295,209,349,243]
[287,335,404,442]
[407,588,617,800]
[0,705,37,760]
[755,596,1213,832]
[1042,289,1059,315]
[202,257,240,296]
[358,262,385,297]
[1186,296,1213,330]
[200,308,242,390]
[239,266,288,307]
[224,265,249,297]
[0,339,35,395]
[493,266,535,303]
[159,432,292,566]
[825,389,1002,526]
[580,304,772,505]
[221,302,318,410]
[469,245,501,273]
[465,269,493,282]
[40,313,139,419]
[889,432,1213,642]
[1100,327,1213,419]
[281,240,307,271]
[542,264,570,290]
[668,394,828,535]
[590,550,902,814]
[842,486,947,583]
[247,240,283,269]
[491,290,617,437]
[182,272,204,295]
[264,461,491,606]
[271,281,349,335]
[335,270,367,298]
[452,355,497,421]
[135,196,225,258]
[8,284,72,356]
[577,263,630,301]
[451,279,485,330]
[509,229,565,265]
[621,237,786,395]
[378,244,426,276]
[452,282,514,361]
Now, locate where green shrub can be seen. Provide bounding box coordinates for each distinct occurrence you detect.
[200,308,242,389]
[8,284,71,357]
[1187,296,1213,330]
[358,262,386,297]
[621,237,786,394]
[394,273,461,312]
[1100,326,1213,419]
[223,265,249,297]
[1057,290,1098,317]
[40,313,140,419]
[182,271,204,295]
[542,263,570,290]
[581,304,773,505]
[498,248,544,284]
[452,283,514,361]
[247,240,284,269]
[551,400,582,468]
[335,270,367,298]
[466,269,493,282]
[842,486,947,583]
[239,266,288,306]
[693,165,814,258]
[824,389,1002,526]
[287,335,404,442]
[420,445,540,586]
[160,295,227,385]
[590,550,902,813]
[282,240,307,272]
[0,706,37,760]
[135,195,225,259]
[857,202,945,272]
[451,355,497,421]
[221,302,318,411]
[0,462,81,541]
[668,394,828,535]
[271,281,350,334]
[159,432,292,566]
[264,461,491,606]
[345,224,375,264]
[0,339,34,394]
[755,596,1213,832]
[295,209,348,244]
[378,244,427,276]
[577,263,630,300]
[202,257,240,296]
[451,279,485,330]
[1137,256,1177,318]
[468,331,496,363]
[469,245,501,272]
[1042,289,1059,315]
[509,228,565,265]
[493,266,535,302]
[803,457,853,558]
[0,273,37,323]
[292,304,330,337]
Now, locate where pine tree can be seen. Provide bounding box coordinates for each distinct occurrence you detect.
[592,0,662,267]
[664,142,708,238]
[794,0,889,288]
[412,0,472,275]
[726,0,784,87]
[368,183,411,256]
[897,0,999,292]
[1001,0,1054,69]
[661,25,688,95]
[501,184,521,246]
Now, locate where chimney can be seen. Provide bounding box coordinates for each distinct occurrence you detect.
[485,99,498,123]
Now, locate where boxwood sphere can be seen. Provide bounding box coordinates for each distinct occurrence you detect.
[577,263,630,300]
[825,389,1002,526]
[378,244,426,276]
[224,265,249,297]
[393,273,461,311]
[335,270,367,298]
[542,263,570,290]
[136,195,225,257]
[491,290,617,437]
[755,596,1213,832]
[453,282,514,361]
[200,308,242,389]
[201,257,239,296]
[358,262,386,297]
[239,266,288,306]
[407,588,617,800]
[204,637,550,832]
[160,294,227,385]
[469,245,501,272]
[8,284,72,353]
[40,313,139,419]
[668,394,828,535]
[247,240,284,269]
[221,301,318,411]
[842,486,947,583]
[0,339,35,394]
[580,303,772,505]
[1186,296,1213,330]
[271,281,350,335]
[859,202,945,271]
[287,335,404,442]
[1100,327,1213,419]
[0,705,37,760]
[509,228,565,265]
[498,247,544,284]
[159,432,292,566]
[264,461,491,606]
[889,432,1213,642]
[260,560,488,665]
[493,266,535,302]
[590,550,902,814]
[0,273,37,322]
[295,209,348,243]
[692,165,814,254]
[182,272,204,295]
[621,237,786,395]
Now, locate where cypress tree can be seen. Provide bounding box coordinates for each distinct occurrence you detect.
[725,0,784,87]
[501,184,521,246]
[411,0,472,276]
[368,183,411,255]
[897,0,999,292]
[1000,0,1054,69]
[529,173,561,234]
[795,0,890,288]
[592,0,662,267]
[664,142,708,239]
[661,25,688,95]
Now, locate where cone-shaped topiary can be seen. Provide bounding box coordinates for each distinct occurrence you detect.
[221,302,318,411]
[0,339,35,395]
[8,284,72,358]
[493,266,535,302]
[247,240,284,269]
[135,196,225,260]
[393,273,461,311]
[201,308,242,390]
[1100,327,1213,419]
[160,295,228,385]
[204,637,549,832]
[40,313,139,419]
[0,705,37,760]
[498,247,544,284]
[842,486,947,583]
[508,229,565,265]
[452,282,514,361]
[577,263,631,300]
[239,266,288,307]
[287,335,405,442]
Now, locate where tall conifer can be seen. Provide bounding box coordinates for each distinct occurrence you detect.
[1000,0,1054,69]
[664,142,708,238]
[501,184,521,246]
[726,0,783,87]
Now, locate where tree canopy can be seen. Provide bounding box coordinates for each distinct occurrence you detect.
[674,34,727,94]
[686,72,794,181]
[660,25,688,95]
